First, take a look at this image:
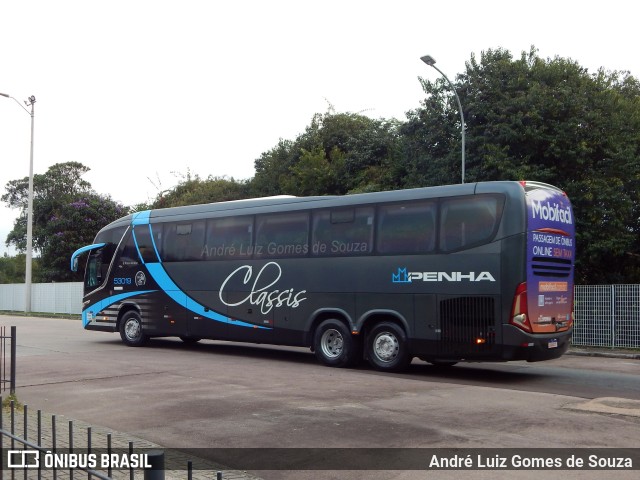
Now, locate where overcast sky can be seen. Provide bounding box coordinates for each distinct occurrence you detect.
[1,0,638,257]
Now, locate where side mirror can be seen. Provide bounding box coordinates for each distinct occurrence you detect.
[72,257,79,272]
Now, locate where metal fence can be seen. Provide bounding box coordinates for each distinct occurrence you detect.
[573,285,640,349]
[0,397,235,480]
[0,327,16,394]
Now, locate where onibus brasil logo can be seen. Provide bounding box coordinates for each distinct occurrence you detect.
[392,267,496,283]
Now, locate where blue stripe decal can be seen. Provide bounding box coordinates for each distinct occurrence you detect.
[149,224,162,262]
[83,290,156,327]
[127,209,269,331]
[132,210,151,226]
[145,263,267,329]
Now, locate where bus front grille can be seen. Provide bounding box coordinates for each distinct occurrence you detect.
[439,296,496,354]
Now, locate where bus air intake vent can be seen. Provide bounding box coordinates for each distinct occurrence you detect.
[531,257,572,277]
[439,296,496,354]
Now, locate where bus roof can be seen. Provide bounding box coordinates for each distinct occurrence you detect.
[100,180,551,230]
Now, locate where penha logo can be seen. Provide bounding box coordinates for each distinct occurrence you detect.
[392,268,412,283]
[392,267,496,283]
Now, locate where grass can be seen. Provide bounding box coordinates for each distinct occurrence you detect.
[0,310,80,320]
[1,392,24,413]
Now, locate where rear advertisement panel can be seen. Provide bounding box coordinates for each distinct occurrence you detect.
[526,185,575,334]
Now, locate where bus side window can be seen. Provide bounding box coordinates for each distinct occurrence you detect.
[203,216,253,260]
[161,221,206,262]
[377,201,436,254]
[312,207,374,256]
[255,212,309,258]
[439,196,502,252]
[86,252,102,287]
[85,244,116,288]
[118,231,139,266]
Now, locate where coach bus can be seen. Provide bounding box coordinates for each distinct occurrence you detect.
[71,181,574,372]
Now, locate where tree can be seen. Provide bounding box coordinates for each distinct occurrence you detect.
[41,193,128,281]
[0,254,42,284]
[251,111,404,196]
[2,162,128,282]
[150,173,250,209]
[406,47,640,283]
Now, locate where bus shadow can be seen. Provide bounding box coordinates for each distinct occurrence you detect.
[136,337,546,386]
[399,362,546,385]
[143,337,319,365]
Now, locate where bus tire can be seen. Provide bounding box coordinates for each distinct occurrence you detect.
[314,319,360,368]
[366,322,410,372]
[119,311,148,347]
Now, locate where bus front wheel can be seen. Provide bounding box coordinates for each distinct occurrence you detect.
[366,322,411,372]
[119,311,148,347]
[314,319,360,368]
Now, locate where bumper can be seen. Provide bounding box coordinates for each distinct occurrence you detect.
[501,324,572,361]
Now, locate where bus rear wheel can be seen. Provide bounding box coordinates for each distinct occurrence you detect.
[366,322,411,372]
[119,311,148,347]
[314,319,360,368]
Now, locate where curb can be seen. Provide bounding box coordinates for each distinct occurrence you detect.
[567,349,640,360]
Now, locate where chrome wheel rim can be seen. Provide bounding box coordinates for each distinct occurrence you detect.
[320,328,344,359]
[373,332,399,363]
[124,318,141,341]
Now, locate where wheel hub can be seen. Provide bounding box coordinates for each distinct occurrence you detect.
[373,333,399,362]
[321,328,344,358]
[125,319,141,340]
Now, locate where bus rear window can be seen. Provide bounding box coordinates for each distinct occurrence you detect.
[439,195,504,252]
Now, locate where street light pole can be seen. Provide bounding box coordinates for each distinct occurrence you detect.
[420,55,465,184]
[1,92,36,313]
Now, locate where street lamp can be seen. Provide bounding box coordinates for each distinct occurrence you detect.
[420,55,465,184]
[1,92,36,313]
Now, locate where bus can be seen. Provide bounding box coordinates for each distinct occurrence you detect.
[71,181,575,372]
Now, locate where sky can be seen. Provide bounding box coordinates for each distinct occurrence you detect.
[1,0,638,257]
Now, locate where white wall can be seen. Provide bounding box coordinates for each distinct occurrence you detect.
[0,282,83,314]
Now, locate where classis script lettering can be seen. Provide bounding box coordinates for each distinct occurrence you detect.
[219,262,307,315]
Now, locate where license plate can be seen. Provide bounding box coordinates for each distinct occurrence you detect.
[548,339,558,349]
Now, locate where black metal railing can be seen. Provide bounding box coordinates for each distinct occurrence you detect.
[0,326,16,394]
[0,397,235,480]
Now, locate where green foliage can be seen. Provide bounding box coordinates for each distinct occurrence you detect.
[404,46,640,283]
[0,254,43,284]
[0,254,24,283]
[42,193,128,281]
[2,162,128,282]
[150,174,250,209]
[251,112,404,196]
